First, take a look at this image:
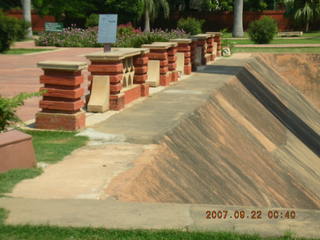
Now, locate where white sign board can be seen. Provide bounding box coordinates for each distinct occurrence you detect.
[98,14,118,44]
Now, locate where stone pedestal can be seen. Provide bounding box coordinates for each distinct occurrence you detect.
[132,50,150,97]
[142,42,178,86]
[170,39,192,75]
[86,48,149,111]
[35,61,87,131]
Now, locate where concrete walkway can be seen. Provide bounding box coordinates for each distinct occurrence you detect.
[0,198,319,238]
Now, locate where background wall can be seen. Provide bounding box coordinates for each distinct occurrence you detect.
[167,10,293,31]
[6,10,56,32]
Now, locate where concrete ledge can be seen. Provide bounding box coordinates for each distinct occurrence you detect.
[37,61,87,71]
[170,39,192,44]
[86,49,142,61]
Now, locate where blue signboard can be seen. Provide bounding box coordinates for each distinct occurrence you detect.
[98,14,118,44]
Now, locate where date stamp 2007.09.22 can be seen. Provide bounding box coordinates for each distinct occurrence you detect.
[205,210,296,220]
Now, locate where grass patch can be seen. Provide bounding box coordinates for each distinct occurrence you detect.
[23,130,88,164]
[2,48,54,55]
[0,130,88,197]
[0,168,42,197]
[0,208,8,225]
[233,47,320,53]
[0,226,311,240]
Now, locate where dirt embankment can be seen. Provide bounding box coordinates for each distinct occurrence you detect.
[258,54,320,110]
[106,55,320,210]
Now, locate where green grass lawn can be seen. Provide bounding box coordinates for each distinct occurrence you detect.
[233,47,320,53]
[2,48,54,55]
[0,208,8,225]
[227,37,320,45]
[222,31,320,39]
[0,224,311,240]
[0,130,88,197]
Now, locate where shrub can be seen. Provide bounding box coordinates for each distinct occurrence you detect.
[0,11,30,52]
[248,16,278,44]
[0,92,43,132]
[114,29,189,48]
[177,17,204,35]
[85,14,99,28]
[117,23,140,37]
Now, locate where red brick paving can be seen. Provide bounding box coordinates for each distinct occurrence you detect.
[0,46,101,121]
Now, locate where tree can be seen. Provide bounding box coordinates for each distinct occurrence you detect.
[21,0,32,38]
[284,0,320,32]
[233,0,244,37]
[142,0,169,32]
[105,0,144,25]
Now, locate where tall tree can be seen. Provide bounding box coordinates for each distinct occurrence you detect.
[21,0,33,38]
[232,0,244,37]
[143,0,169,32]
[284,0,320,32]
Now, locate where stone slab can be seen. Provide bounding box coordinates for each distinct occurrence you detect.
[37,61,87,71]
[87,76,110,113]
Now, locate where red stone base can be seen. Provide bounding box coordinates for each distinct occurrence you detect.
[124,85,141,105]
[35,111,85,131]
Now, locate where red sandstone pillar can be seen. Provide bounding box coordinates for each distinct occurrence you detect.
[35,61,87,131]
[170,39,192,75]
[214,33,222,57]
[133,49,150,97]
[87,59,124,110]
[206,34,215,62]
[167,44,179,82]
[142,43,175,86]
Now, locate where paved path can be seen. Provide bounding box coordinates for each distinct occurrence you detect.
[0,198,319,238]
[11,40,54,49]
[0,46,100,121]
[235,43,320,48]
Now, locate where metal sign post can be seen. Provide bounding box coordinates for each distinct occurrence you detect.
[98,14,118,53]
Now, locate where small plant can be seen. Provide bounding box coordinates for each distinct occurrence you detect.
[248,16,278,44]
[0,92,43,132]
[177,17,204,35]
